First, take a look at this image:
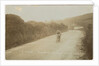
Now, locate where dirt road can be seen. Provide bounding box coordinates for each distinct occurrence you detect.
[6,30,85,60]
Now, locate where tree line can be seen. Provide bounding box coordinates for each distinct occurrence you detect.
[6,14,68,50]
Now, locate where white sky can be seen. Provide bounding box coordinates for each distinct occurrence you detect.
[6,5,93,22]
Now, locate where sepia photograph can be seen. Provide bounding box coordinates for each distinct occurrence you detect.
[5,5,93,60]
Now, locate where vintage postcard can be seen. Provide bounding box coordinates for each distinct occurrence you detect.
[0,0,99,66]
[5,5,93,60]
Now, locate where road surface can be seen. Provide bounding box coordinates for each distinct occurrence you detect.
[6,30,85,60]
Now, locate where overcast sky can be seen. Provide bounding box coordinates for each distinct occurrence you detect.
[6,5,93,22]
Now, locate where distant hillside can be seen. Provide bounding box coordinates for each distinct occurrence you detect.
[56,13,93,27]
[6,14,68,50]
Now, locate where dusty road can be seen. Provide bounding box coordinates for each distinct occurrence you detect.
[6,30,85,60]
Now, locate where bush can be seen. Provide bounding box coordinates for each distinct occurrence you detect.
[6,14,68,50]
[82,24,93,59]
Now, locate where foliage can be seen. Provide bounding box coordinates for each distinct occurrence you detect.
[6,14,68,50]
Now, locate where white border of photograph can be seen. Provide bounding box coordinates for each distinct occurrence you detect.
[0,1,99,66]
